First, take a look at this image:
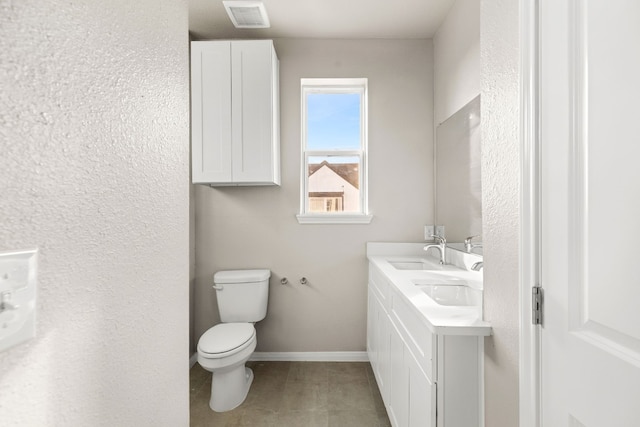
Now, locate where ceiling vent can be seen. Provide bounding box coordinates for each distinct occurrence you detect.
[223,1,271,29]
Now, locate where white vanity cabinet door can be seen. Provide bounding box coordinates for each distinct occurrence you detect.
[368,264,392,402]
[368,281,390,402]
[190,40,280,186]
[407,348,436,427]
[367,289,378,368]
[388,321,409,427]
[376,302,391,403]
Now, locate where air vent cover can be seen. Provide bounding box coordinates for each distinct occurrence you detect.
[223,1,271,29]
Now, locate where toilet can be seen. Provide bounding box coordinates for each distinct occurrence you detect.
[197,269,270,412]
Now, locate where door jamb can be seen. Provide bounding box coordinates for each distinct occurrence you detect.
[520,0,542,426]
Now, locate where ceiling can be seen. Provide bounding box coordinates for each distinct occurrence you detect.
[188,0,456,40]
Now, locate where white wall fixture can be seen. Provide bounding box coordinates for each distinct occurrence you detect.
[0,249,37,352]
[223,1,270,29]
[424,225,435,240]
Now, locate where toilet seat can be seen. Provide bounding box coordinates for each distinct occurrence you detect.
[198,323,256,359]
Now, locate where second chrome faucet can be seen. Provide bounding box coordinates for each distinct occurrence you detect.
[464,235,483,252]
[424,234,446,265]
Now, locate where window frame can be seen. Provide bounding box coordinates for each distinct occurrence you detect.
[296,78,372,224]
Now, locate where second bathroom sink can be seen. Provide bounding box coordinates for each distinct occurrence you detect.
[414,283,480,306]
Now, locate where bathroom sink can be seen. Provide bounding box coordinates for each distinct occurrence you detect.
[411,272,467,286]
[415,283,480,306]
[389,260,435,270]
[389,261,428,270]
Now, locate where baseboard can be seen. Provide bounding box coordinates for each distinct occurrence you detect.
[190,351,369,365]
[249,351,369,362]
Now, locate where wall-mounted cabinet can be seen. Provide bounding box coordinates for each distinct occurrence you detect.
[191,40,280,186]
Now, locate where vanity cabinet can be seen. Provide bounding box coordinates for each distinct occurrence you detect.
[367,263,481,427]
[190,40,280,186]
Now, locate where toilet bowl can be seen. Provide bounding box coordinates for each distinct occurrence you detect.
[197,322,257,412]
[196,269,270,412]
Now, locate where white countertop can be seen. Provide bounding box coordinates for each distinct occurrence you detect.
[367,242,492,336]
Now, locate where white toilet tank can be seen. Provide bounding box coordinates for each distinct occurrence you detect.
[214,269,270,323]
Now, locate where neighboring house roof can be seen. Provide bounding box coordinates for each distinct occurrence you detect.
[308,161,359,189]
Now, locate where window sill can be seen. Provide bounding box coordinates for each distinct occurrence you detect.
[296,214,374,225]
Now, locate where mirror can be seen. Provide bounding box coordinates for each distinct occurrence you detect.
[435,95,482,255]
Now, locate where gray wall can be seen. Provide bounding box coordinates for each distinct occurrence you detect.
[433,0,480,125]
[0,0,190,425]
[481,0,521,425]
[194,38,434,352]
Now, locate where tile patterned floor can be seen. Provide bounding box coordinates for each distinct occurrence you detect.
[190,361,391,427]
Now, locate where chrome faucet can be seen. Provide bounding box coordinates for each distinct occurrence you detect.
[464,235,483,252]
[471,261,483,271]
[424,234,446,265]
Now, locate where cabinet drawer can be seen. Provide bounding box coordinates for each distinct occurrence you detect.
[389,289,435,381]
[369,264,390,311]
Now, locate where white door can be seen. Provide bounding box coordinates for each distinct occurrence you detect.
[539,0,640,425]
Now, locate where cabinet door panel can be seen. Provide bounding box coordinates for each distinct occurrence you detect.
[376,297,390,402]
[191,41,232,183]
[389,322,409,427]
[367,288,378,368]
[407,347,435,427]
[231,40,274,182]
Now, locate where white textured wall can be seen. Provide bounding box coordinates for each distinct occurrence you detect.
[0,1,190,425]
[433,0,480,125]
[194,38,434,353]
[480,0,521,425]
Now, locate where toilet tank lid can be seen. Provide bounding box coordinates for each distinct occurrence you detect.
[214,269,271,284]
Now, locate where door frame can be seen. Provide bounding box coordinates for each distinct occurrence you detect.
[519,0,542,426]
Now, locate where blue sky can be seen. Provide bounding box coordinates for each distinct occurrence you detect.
[307,93,361,151]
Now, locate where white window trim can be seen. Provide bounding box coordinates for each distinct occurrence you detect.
[296,78,372,225]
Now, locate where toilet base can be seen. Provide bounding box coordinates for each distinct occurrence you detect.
[209,366,254,412]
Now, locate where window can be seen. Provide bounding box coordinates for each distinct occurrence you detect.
[297,78,372,224]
